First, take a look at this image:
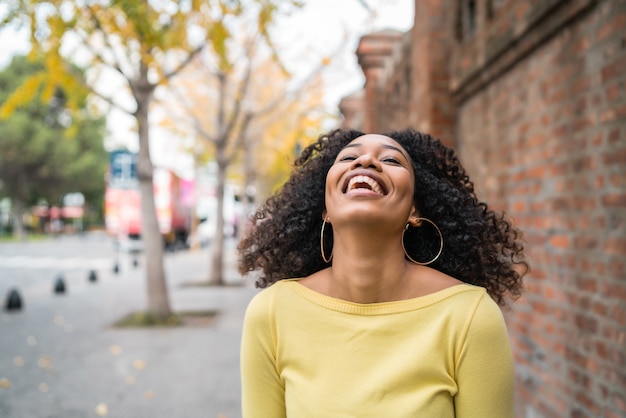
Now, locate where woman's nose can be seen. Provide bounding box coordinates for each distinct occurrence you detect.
[351,153,381,170]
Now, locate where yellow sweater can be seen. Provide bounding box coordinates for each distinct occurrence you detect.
[241,280,514,418]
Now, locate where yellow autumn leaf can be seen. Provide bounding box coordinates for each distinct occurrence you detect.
[0,73,46,119]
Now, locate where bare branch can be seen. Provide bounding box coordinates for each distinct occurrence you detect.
[223,63,252,140]
[89,88,136,115]
[161,44,206,82]
[168,83,217,142]
[224,111,253,164]
[355,0,372,12]
[222,33,258,140]
[250,37,345,118]
[72,26,128,81]
[85,5,134,79]
[61,60,135,115]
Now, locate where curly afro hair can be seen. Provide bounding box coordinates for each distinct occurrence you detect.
[238,129,527,306]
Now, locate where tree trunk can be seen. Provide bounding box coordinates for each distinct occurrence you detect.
[209,157,226,285]
[189,154,202,252]
[208,72,227,286]
[134,77,172,320]
[239,133,254,240]
[11,197,25,241]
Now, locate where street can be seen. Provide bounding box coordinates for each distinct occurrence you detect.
[0,232,257,418]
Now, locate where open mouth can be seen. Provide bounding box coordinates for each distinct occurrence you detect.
[344,175,386,195]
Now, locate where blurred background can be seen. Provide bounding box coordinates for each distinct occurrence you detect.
[0,0,624,417]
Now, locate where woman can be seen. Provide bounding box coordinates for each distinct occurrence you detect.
[238,129,527,417]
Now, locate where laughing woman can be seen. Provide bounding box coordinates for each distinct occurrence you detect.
[238,129,527,418]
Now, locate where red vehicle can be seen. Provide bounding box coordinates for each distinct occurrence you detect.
[104,151,193,251]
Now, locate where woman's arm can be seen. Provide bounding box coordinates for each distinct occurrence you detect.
[241,291,286,418]
[454,293,515,418]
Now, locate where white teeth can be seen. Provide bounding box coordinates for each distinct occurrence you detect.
[347,175,384,195]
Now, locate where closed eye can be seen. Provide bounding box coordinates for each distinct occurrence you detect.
[339,155,357,162]
[382,157,402,164]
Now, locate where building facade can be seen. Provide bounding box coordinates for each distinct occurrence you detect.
[339,1,626,417]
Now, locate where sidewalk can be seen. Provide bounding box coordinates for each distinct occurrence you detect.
[0,241,259,418]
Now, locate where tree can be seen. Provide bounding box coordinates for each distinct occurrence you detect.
[0,54,106,239]
[1,0,304,320]
[163,10,340,284]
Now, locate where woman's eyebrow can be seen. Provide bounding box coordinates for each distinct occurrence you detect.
[382,144,409,159]
[342,143,410,160]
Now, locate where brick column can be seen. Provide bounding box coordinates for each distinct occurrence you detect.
[409,0,455,146]
[356,30,404,133]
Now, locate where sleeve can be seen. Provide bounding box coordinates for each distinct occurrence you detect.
[453,293,515,418]
[240,290,286,418]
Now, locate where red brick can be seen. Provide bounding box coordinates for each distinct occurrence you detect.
[576,277,598,292]
[604,237,626,256]
[575,390,601,415]
[612,304,626,327]
[593,301,608,316]
[594,174,605,188]
[612,392,626,413]
[601,282,626,300]
[550,235,571,249]
[575,313,599,333]
[609,173,624,188]
[607,127,621,144]
[606,84,621,101]
[602,193,626,207]
[603,148,626,165]
[596,13,626,43]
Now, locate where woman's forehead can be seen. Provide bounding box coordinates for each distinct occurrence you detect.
[343,134,409,157]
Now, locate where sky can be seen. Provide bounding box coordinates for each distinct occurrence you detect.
[0,0,414,175]
[274,0,414,107]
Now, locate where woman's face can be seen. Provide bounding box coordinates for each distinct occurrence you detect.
[324,134,416,228]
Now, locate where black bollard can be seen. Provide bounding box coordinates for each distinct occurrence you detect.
[113,263,120,274]
[132,257,139,268]
[54,275,66,294]
[5,288,22,311]
[88,270,97,283]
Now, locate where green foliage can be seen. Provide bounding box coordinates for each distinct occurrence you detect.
[112,309,219,327]
[0,55,107,207]
[113,311,183,327]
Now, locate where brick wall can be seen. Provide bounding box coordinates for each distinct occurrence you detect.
[453,1,626,416]
[340,0,626,416]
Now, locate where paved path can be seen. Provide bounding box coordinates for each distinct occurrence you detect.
[0,234,258,418]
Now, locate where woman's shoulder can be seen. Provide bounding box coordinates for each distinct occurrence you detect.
[245,279,300,311]
[406,265,465,299]
[407,266,503,316]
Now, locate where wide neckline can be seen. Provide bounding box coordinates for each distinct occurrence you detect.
[279,279,483,316]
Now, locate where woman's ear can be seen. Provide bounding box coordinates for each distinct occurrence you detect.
[322,210,329,222]
[407,208,421,227]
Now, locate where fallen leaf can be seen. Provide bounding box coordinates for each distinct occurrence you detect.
[133,360,146,370]
[95,402,109,416]
[144,390,155,400]
[13,357,24,367]
[38,383,49,393]
[109,345,122,355]
[38,356,52,369]
[0,378,10,389]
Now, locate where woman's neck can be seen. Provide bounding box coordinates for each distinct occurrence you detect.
[324,232,412,304]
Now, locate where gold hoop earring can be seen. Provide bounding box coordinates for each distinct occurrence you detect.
[320,219,333,263]
[402,217,443,266]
